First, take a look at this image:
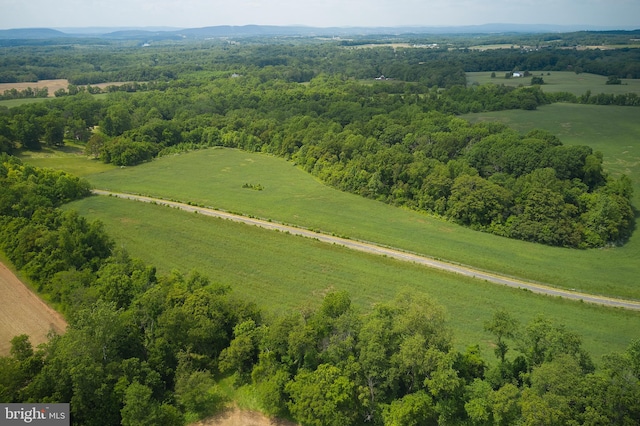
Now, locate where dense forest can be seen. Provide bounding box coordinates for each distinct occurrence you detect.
[1,32,640,424]
[1,156,639,425]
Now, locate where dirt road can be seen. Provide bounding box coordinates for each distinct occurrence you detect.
[192,406,297,426]
[0,262,67,355]
[92,190,640,311]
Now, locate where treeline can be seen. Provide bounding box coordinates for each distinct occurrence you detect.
[0,93,104,151]
[0,86,48,101]
[459,47,640,79]
[1,156,640,425]
[1,38,640,87]
[0,71,634,248]
[0,155,110,290]
[85,77,636,247]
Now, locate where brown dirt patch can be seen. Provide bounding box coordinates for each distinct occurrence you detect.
[0,79,70,96]
[0,79,136,97]
[0,261,67,355]
[192,407,298,426]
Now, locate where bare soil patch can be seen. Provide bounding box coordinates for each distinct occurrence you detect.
[192,407,297,426]
[0,79,69,96]
[0,261,67,355]
[0,79,136,97]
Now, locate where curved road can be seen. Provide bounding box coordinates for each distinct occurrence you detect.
[93,189,640,311]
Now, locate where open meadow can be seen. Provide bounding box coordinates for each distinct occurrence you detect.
[14,99,637,360]
[467,71,640,96]
[60,125,640,360]
[80,145,640,300]
[67,188,640,361]
[16,143,116,177]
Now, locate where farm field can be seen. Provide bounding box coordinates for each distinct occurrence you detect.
[0,79,70,96]
[81,146,640,300]
[466,71,640,96]
[0,79,135,97]
[0,260,67,355]
[67,190,640,361]
[0,79,133,107]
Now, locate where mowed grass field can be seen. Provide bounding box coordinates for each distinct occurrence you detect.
[66,191,640,360]
[467,71,640,96]
[19,102,640,359]
[16,143,116,177]
[80,145,639,300]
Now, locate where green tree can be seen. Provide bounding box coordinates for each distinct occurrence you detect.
[447,174,512,227]
[530,76,544,85]
[484,309,519,363]
[383,390,437,426]
[218,319,263,384]
[12,114,41,150]
[41,111,65,147]
[606,75,622,85]
[101,104,132,137]
[508,187,581,247]
[517,315,593,373]
[286,363,359,426]
[120,381,161,426]
[174,368,224,419]
[520,355,583,426]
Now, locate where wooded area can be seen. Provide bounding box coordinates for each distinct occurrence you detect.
[0,45,635,247]
[1,31,640,425]
[0,157,639,424]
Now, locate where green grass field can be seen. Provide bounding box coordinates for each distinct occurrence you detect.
[66,193,640,361]
[15,144,116,177]
[0,93,109,109]
[0,98,51,108]
[19,102,640,360]
[467,71,640,96]
[80,145,640,300]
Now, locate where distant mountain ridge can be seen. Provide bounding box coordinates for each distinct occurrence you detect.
[1,23,639,40]
[0,28,68,39]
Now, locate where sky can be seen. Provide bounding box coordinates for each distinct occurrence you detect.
[0,0,638,30]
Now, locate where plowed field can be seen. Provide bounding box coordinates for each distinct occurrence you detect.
[0,262,67,355]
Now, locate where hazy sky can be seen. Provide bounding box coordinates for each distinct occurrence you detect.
[0,0,638,29]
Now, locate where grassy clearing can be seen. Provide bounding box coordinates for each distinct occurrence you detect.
[82,146,640,300]
[16,144,116,177]
[467,71,640,96]
[66,194,640,361]
[0,98,51,108]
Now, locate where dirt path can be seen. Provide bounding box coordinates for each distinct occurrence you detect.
[0,262,67,355]
[93,190,640,311]
[192,406,297,426]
